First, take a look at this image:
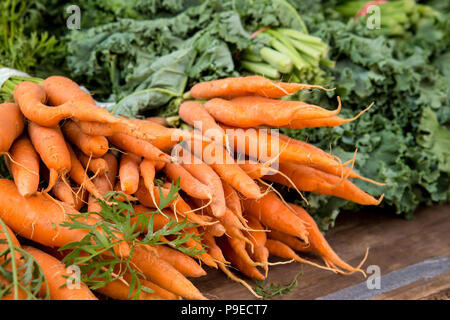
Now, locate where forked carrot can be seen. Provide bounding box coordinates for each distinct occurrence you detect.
[28,122,71,192]
[204,96,341,127]
[281,102,374,129]
[66,143,105,203]
[289,203,367,275]
[265,162,384,205]
[190,75,330,99]
[19,77,154,141]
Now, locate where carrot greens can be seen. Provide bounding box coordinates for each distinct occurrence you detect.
[59,181,204,299]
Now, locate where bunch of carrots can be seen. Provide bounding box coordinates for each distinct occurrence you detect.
[0,74,383,300]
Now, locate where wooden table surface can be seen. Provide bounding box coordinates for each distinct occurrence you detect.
[192,204,450,300]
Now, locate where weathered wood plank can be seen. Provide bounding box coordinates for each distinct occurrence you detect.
[372,272,450,300]
[193,204,450,300]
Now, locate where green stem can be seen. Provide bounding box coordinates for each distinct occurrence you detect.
[263,30,308,70]
[240,61,280,79]
[0,219,19,300]
[259,47,293,73]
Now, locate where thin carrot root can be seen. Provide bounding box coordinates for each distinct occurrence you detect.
[325,248,369,277]
[218,264,262,299]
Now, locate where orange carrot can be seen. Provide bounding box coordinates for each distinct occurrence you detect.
[131,277,181,300]
[239,160,271,180]
[77,119,186,150]
[73,186,88,211]
[108,133,171,163]
[140,158,156,196]
[281,102,374,129]
[23,246,97,300]
[28,122,71,192]
[87,152,118,213]
[130,245,207,300]
[204,96,340,127]
[242,191,309,243]
[201,229,228,264]
[265,238,316,266]
[76,149,107,176]
[190,75,329,99]
[61,120,109,157]
[8,135,40,197]
[185,139,263,199]
[134,188,212,227]
[265,162,383,205]
[245,216,269,276]
[177,149,226,218]
[217,236,264,280]
[224,125,376,183]
[267,229,309,252]
[205,222,226,238]
[15,80,136,135]
[66,143,105,202]
[289,204,366,275]
[51,177,75,207]
[179,101,227,145]
[0,103,24,153]
[164,162,211,200]
[222,180,247,227]
[17,77,153,141]
[0,179,97,248]
[103,152,119,187]
[152,245,206,278]
[119,153,141,194]
[95,277,163,300]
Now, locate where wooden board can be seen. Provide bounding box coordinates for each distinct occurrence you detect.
[192,204,450,300]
